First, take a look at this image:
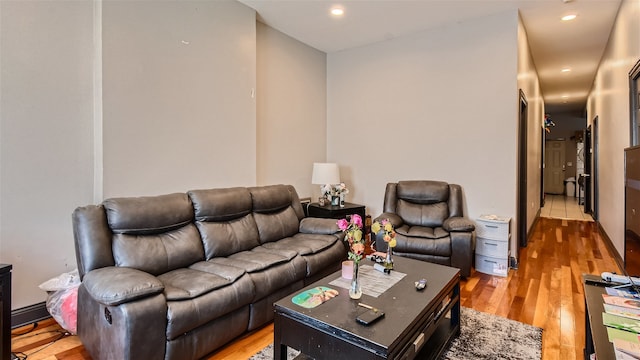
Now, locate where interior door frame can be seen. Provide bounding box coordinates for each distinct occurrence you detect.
[593,116,599,219]
[518,90,528,248]
[585,123,593,214]
[540,126,545,207]
[630,59,640,146]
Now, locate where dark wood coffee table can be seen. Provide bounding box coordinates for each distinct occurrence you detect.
[273,256,460,359]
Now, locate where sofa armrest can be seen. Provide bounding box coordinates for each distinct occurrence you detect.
[443,217,475,232]
[82,267,164,306]
[299,217,340,234]
[373,213,404,228]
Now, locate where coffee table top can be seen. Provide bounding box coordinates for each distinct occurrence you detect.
[274,256,460,354]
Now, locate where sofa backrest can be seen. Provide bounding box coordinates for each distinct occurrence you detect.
[73,184,307,279]
[188,187,260,260]
[249,184,304,244]
[106,193,203,276]
[384,180,464,228]
[73,193,203,279]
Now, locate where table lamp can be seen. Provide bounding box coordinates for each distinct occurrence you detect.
[311,163,340,205]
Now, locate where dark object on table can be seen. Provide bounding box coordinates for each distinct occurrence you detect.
[356,308,385,326]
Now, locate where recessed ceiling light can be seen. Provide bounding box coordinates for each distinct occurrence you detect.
[561,68,571,73]
[330,7,344,16]
[562,14,577,21]
[562,95,570,98]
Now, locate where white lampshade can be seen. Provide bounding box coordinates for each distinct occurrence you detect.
[311,163,340,185]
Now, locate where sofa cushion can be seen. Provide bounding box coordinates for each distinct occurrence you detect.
[396,181,449,204]
[195,215,260,259]
[188,187,252,222]
[250,185,300,243]
[104,193,194,235]
[253,207,299,244]
[165,274,255,340]
[394,232,452,257]
[189,260,246,282]
[212,250,293,273]
[112,224,204,276]
[395,224,449,240]
[82,267,164,306]
[260,233,339,256]
[158,268,239,301]
[396,200,449,228]
[250,185,293,213]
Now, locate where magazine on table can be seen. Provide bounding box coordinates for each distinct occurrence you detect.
[607,287,640,300]
[603,312,640,334]
[604,303,640,321]
[604,294,640,310]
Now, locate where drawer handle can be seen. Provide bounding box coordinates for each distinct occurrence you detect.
[483,260,498,264]
[485,225,499,228]
[413,333,425,352]
[485,242,498,246]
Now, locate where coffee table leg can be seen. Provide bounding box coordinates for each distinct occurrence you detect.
[273,313,287,360]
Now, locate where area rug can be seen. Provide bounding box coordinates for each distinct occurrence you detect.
[249,307,542,360]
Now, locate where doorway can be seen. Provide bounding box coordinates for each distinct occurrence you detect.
[544,140,566,194]
[584,124,592,215]
[518,90,528,248]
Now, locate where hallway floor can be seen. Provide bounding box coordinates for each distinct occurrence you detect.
[540,194,593,221]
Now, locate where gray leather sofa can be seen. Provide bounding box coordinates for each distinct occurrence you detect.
[72,184,345,360]
[373,180,475,277]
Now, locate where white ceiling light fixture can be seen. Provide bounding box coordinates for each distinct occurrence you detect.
[562,14,577,21]
[330,6,344,17]
[561,68,571,73]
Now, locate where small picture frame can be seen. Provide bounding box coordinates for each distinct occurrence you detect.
[318,197,326,206]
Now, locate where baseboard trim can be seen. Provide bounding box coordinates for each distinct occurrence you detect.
[596,220,624,272]
[11,302,51,329]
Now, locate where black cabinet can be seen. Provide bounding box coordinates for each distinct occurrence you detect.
[307,202,365,222]
[1,264,12,360]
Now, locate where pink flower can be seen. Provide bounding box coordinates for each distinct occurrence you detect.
[352,214,363,229]
[337,218,349,230]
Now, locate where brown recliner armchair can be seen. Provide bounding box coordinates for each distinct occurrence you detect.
[373,180,475,277]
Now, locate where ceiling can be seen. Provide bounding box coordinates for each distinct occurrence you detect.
[238,0,622,116]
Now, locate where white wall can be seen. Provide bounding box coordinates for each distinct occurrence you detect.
[0,1,95,308]
[256,22,327,198]
[327,11,520,246]
[1,0,258,309]
[587,0,640,257]
[517,14,545,236]
[102,1,256,198]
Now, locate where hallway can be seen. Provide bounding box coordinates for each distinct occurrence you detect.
[540,194,593,222]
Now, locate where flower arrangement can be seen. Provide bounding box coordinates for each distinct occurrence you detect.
[321,183,349,198]
[337,214,364,263]
[371,218,397,249]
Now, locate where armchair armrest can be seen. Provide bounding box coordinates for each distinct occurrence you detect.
[373,213,404,228]
[82,267,164,306]
[299,217,340,234]
[443,217,475,232]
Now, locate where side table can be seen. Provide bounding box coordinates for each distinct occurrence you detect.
[1,264,12,360]
[307,202,366,222]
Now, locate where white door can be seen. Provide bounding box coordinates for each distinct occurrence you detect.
[545,140,566,194]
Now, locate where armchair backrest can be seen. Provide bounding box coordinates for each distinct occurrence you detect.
[383,180,464,227]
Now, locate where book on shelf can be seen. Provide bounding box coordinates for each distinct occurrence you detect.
[613,339,640,360]
[603,294,640,310]
[603,312,640,333]
[607,287,640,300]
[605,303,640,321]
[607,327,640,345]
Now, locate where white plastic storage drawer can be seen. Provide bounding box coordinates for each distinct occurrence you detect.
[475,254,509,277]
[475,216,510,240]
[476,237,509,258]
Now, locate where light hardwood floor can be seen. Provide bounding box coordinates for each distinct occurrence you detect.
[11,217,618,360]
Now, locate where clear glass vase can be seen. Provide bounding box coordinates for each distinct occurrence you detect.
[349,261,362,299]
[384,246,394,270]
